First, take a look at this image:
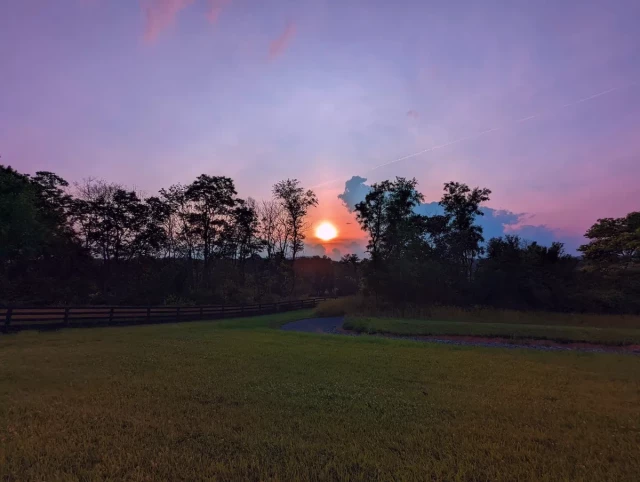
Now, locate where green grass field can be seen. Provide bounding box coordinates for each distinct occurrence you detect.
[344,316,640,346]
[2,311,640,481]
[315,296,640,329]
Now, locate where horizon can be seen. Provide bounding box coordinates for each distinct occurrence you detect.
[2,0,639,258]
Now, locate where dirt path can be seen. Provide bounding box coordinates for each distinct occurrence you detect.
[281,317,640,355]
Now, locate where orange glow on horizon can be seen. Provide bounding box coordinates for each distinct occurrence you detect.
[315,221,338,241]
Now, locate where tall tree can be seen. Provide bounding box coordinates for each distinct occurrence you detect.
[185,175,238,270]
[273,179,317,293]
[258,199,284,259]
[439,181,491,280]
[1,166,49,265]
[229,197,263,268]
[272,179,318,262]
[355,180,391,265]
[159,184,196,260]
[354,178,426,263]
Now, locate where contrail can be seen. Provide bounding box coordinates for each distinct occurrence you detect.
[310,82,637,189]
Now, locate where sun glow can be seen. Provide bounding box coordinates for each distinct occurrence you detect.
[315,221,338,241]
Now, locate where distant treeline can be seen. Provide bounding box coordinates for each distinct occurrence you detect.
[352,178,639,314]
[1,166,638,312]
[0,165,350,305]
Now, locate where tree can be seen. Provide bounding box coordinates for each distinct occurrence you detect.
[272,179,318,294]
[272,179,318,262]
[355,180,390,264]
[228,197,263,266]
[185,175,238,270]
[354,178,426,263]
[1,166,90,304]
[0,166,49,265]
[258,199,284,259]
[579,212,640,268]
[438,181,491,280]
[159,184,197,260]
[72,179,169,262]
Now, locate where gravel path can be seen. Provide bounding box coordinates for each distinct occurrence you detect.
[280,317,344,334]
[281,317,639,355]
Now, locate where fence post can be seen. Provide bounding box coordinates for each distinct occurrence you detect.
[199,306,204,320]
[258,303,262,314]
[5,308,13,331]
[146,307,151,323]
[109,307,114,325]
[241,304,244,316]
[176,306,181,322]
[221,304,225,319]
[64,307,70,326]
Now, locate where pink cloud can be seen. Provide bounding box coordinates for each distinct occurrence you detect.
[406,110,419,119]
[269,22,297,59]
[141,0,194,43]
[207,0,230,23]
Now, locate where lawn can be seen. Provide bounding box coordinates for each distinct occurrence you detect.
[1,311,639,481]
[344,316,640,346]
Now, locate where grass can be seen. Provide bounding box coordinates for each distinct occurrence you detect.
[213,309,314,329]
[315,296,640,329]
[1,311,640,480]
[344,316,640,346]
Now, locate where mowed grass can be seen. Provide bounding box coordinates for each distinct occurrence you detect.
[344,316,640,346]
[315,296,640,329]
[1,312,640,481]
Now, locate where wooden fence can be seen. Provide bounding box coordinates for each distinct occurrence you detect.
[0,298,327,333]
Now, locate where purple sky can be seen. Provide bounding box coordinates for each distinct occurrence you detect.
[2,0,639,257]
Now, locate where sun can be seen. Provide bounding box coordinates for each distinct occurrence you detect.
[315,221,338,241]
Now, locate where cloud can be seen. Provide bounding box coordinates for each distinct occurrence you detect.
[303,243,326,257]
[337,176,370,213]
[141,0,194,43]
[338,176,581,252]
[406,110,420,119]
[206,0,230,23]
[269,22,296,59]
[140,0,229,42]
[331,248,342,260]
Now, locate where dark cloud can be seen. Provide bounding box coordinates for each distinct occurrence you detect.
[338,175,582,253]
[337,175,370,213]
[331,248,342,260]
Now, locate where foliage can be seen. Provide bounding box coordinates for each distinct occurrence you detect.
[2,163,639,313]
[0,165,332,306]
[579,212,640,267]
[353,176,639,314]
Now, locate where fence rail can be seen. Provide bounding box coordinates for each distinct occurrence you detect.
[0,298,327,333]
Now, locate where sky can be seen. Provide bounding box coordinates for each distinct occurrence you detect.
[1,0,639,259]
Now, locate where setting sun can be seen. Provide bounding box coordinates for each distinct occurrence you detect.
[315,221,338,241]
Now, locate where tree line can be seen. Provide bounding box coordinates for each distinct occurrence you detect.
[1,165,339,305]
[2,165,638,312]
[353,177,639,313]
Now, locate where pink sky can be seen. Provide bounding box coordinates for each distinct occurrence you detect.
[1,0,639,257]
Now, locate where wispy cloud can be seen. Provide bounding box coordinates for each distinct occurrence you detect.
[206,0,230,23]
[141,0,194,43]
[269,21,296,59]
